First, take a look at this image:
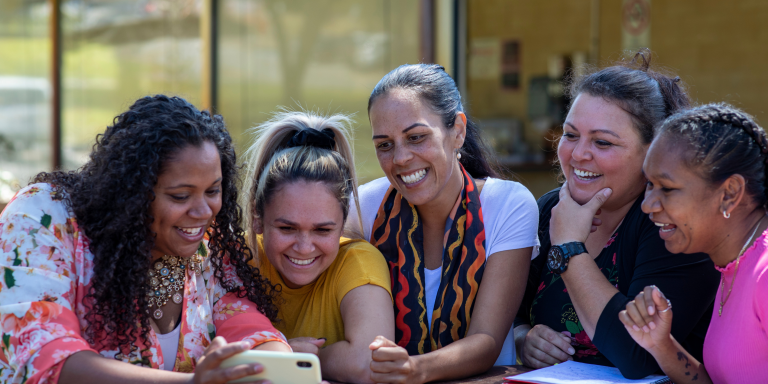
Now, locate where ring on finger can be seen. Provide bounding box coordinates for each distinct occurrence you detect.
[659,299,672,313]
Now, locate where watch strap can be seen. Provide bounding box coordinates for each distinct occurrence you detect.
[561,241,587,258]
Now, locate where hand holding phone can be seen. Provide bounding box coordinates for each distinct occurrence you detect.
[192,336,266,384]
[220,349,322,384]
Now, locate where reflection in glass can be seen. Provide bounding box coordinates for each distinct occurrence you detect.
[0,2,51,202]
[61,0,203,169]
[218,0,419,183]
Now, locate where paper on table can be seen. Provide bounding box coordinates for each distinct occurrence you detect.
[504,361,670,384]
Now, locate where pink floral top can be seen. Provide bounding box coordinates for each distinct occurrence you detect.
[0,184,289,384]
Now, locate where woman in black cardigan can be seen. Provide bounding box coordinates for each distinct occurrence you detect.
[513,51,720,379]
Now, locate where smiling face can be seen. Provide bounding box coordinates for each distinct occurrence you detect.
[641,136,723,254]
[255,180,344,289]
[369,88,466,206]
[150,141,223,261]
[558,93,649,210]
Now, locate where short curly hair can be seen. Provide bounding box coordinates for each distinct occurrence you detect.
[34,95,279,350]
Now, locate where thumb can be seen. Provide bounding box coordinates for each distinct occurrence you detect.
[310,338,326,348]
[585,188,612,212]
[559,181,574,203]
[652,286,673,321]
[369,335,398,350]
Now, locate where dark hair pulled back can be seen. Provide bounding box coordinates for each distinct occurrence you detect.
[657,103,768,208]
[33,95,278,351]
[368,63,499,179]
[568,49,690,144]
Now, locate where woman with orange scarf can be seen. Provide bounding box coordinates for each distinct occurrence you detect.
[348,64,539,383]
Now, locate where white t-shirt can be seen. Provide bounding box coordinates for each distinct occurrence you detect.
[349,177,540,365]
[156,323,182,371]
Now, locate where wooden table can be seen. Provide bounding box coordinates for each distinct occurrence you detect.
[328,365,532,384]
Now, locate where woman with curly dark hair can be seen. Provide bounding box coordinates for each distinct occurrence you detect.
[0,95,289,384]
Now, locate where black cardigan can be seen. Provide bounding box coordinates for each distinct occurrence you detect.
[515,189,720,379]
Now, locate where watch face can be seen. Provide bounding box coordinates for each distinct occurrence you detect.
[547,247,564,271]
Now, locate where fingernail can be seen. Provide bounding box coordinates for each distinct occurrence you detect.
[604,188,613,197]
[649,321,656,330]
[648,306,655,315]
[642,326,650,333]
[568,347,575,354]
[633,325,640,332]
[243,340,255,349]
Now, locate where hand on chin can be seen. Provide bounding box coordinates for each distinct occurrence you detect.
[550,181,612,245]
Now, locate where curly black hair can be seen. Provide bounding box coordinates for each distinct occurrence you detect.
[33,95,279,350]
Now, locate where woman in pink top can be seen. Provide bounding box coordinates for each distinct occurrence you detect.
[619,103,768,384]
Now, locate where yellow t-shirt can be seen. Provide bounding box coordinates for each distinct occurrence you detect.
[253,237,392,346]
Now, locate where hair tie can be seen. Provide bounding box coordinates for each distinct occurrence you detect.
[286,128,336,150]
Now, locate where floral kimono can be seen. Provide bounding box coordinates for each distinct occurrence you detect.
[0,184,289,384]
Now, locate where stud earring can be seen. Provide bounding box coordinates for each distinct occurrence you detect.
[457,152,462,160]
[723,210,730,219]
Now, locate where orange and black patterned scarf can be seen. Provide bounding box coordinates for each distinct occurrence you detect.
[370,165,486,355]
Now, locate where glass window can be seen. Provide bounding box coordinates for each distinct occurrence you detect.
[218,0,420,184]
[0,2,51,203]
[61,0,203,169]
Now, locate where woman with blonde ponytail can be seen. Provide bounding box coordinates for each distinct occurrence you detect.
[242,110,394,383]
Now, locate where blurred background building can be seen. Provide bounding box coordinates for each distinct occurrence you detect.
[1,0,767,209]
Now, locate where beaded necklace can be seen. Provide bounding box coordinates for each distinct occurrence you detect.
[146,254,203,320]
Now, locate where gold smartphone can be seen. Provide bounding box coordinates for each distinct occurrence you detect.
[220,350,322,384]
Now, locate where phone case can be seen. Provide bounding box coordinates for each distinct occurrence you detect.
[219,350,322,384]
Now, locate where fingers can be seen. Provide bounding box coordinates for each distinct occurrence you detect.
[590,217,602,233]
[369,347,411,384]
[288,341,319,355]
[211,362,265,384]
[198,336,228,366]
[540,327,575,357]
[370,359,405,373]
[585,188,612,212]
[369,335,398,350]
[201,340,254,370]
[522,325,573,368]
[372,346,409,362]
[619,310,641,334]
[288,337,325,354]
[624,298,651,333]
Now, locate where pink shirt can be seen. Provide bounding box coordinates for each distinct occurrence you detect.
[703,229,768,384]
